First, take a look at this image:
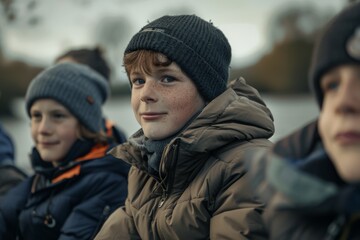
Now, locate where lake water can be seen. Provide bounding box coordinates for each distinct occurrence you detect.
[1,94,319,173]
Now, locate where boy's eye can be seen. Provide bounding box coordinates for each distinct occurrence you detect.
[132,78,145,85]
[321,78,339,92]
[53,113,66,119]
[30,112,42,121]
[162,76,175,83]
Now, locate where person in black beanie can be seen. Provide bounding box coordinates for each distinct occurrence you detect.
[95,14,274,239]
[245,2,360,239]
[0,62,130,240]
[55,47,111,81]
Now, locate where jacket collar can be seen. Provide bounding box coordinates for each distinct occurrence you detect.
[51,143,110,183]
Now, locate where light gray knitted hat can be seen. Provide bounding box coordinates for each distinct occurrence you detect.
[25,62,109,132]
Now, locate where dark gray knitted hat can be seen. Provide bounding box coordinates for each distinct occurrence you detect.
[125,14,232,102]
[25,62,109,132]
[309,2,360,107]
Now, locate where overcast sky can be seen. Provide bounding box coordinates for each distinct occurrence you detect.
[0,0,345,78]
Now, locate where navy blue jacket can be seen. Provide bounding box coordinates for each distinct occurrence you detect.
[0,142,129,240]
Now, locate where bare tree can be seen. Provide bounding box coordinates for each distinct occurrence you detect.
[267,3,335,45]
[93,15,132,81]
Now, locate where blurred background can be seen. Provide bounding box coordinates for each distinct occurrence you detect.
[0,0,356,172]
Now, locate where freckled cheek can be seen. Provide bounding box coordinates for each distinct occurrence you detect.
[175,97,192,110]
[170,90,201,117]
[131,94,141,124]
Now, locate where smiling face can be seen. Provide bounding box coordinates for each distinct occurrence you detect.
[128,52,205,140]
[30,99,79,166]
[318,64,360,182]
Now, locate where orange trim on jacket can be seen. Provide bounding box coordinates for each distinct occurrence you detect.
[52,144,109,184]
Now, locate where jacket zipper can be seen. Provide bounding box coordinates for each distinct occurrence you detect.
[157,140,179,208]
[158,193,168,208]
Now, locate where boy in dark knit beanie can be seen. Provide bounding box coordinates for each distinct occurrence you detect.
[245,2,360,239]
[95,14,274,240]
[0,62,130,239]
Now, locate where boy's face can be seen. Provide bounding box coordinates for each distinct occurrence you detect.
[318,64,360,182]
[130,59,205,140]
[30,99,79,166]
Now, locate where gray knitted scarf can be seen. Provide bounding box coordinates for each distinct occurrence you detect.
[135,111,201,176]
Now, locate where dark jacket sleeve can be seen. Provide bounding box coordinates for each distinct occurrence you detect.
[58,171,128,240]
[0,165,27,202]
[94,166,140,240]
[0,178,32,240]
[94,205,141,240]
[0,124,15,163]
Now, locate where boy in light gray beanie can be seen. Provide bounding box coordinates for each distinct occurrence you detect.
[54,47,128,144]
[0,62,130,240]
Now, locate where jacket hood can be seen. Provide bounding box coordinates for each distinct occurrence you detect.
[180,77,274,153]
[31,139,94,177]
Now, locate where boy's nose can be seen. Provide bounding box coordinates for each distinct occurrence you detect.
[38,117,53,134]
[335,80,360,114]
[140,81,157,103]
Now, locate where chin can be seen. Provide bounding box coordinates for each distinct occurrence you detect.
[41,157,57,163]
[39,153,60,164]
[338,168,360,183]
[145,135,164,141]
[144,130,167,140]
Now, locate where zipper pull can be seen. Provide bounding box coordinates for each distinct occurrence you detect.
[102,205,110,216]
[44,214,56,228]
[158,193,167,208]
[325,215,346,240]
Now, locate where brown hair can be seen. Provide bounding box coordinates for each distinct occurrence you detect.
[77,124,108,144]
[55,46,111,82]
[123,50,172,78]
